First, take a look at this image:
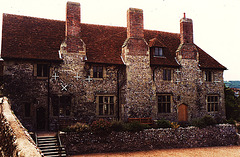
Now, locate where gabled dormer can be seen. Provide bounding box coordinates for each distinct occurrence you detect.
[149,38,166,58]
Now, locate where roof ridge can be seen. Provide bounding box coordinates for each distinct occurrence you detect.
[3,13,64,23]
[4,13,180,36]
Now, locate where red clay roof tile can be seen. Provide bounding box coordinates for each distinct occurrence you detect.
[1,14,226,70]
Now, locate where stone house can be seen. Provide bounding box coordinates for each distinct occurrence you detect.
[1,2,226,131]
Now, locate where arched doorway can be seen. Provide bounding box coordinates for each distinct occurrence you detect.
[36,107,46,130]
[178,104,188,122]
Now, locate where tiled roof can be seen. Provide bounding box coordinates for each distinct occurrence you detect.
[197,46,227,70]
[1,14,64,61]
[1,14,226,70]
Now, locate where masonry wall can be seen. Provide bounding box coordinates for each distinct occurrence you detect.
[3,56,123,131]
[3,60,50,131]
[3,58,225,131]
[60,124,238,155]
[0,97,42,157]
[153,64,225,121]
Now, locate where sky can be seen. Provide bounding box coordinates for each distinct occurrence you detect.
[0,0,239,81]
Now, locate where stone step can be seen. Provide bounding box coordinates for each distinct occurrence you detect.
[41,147,65,153]
[38,142,58,148]
[44,154,67,157]
[37,136,57,140]
[38,145,60,150]
[37,134,66,157]
[38,139,58,144]
[43,150,66,156]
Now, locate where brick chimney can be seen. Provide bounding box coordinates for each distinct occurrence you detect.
[66,2,81,37]
[62,1,85,53]
[127,8,144,39]
[180,13,193,44]
[176,13,198,60]
[122,8,152,120]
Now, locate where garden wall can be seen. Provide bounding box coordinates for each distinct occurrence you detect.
[0,97,42,157]
[60,124,238,155]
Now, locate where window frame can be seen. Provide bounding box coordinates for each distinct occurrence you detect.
[205,71,213,82]
[96,95,116,117]
[206,95,219,112]
[90,65,106,79]
[163,69,172,81]
[153,47,164,57]
[93,66,103,78]
[157,94,172,113]
[51,95,71,117]
[34,64,49,79]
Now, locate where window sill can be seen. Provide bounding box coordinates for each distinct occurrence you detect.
[157,112,172,115]
[207,111,219,113]
[36,76,48,80]
[92,78,104,80]
[162,80,173,82]
[97,115,116,117]
[153,56,166,58]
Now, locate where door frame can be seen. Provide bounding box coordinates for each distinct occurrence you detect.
[36,107,46,130]
[178,104,188,122]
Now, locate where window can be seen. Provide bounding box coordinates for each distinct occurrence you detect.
[24,103,31,117]
[205,71,213,82]
[154,47,164,57]
[207,95,219,112]
[34,64,48,78]
[163,69,172,81]
[51,95,71,116]
[97,96,115,116]
[158,94,171,113]
[93,66,103,78]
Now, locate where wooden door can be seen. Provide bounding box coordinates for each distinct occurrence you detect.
[36,107,46,130]
[178,104,188,122]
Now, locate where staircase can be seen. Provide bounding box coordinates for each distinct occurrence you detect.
[37,134,67,157]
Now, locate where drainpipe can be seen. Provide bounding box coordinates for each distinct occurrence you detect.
[47,63,51,131]
[117,67,120,121]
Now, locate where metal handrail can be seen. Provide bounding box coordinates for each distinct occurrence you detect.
[57,131,63,156]
[35,132,38,146]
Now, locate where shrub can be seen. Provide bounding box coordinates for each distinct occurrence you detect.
[202,115,217,126]
[191,115,216,128]
[90,119,111,133]
[226,118,235,125]
[215,116,227,124]
[191,118,206,128]
[124,121,150,132]
[110,120,125,132]
[65,122,90,132]
[178,121,190,128]
[156,119,171,128]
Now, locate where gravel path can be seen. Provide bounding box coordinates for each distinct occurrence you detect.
[70,146,240,157]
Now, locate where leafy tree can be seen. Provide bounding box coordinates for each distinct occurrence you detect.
[225,86,240,121]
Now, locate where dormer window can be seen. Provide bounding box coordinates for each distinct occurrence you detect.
[154,47,164,57]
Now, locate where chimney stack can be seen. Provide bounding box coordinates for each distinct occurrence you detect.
[180,13,193,44]
[66,2,81,37]
[127,8,144,39]
[62,2,85,53]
